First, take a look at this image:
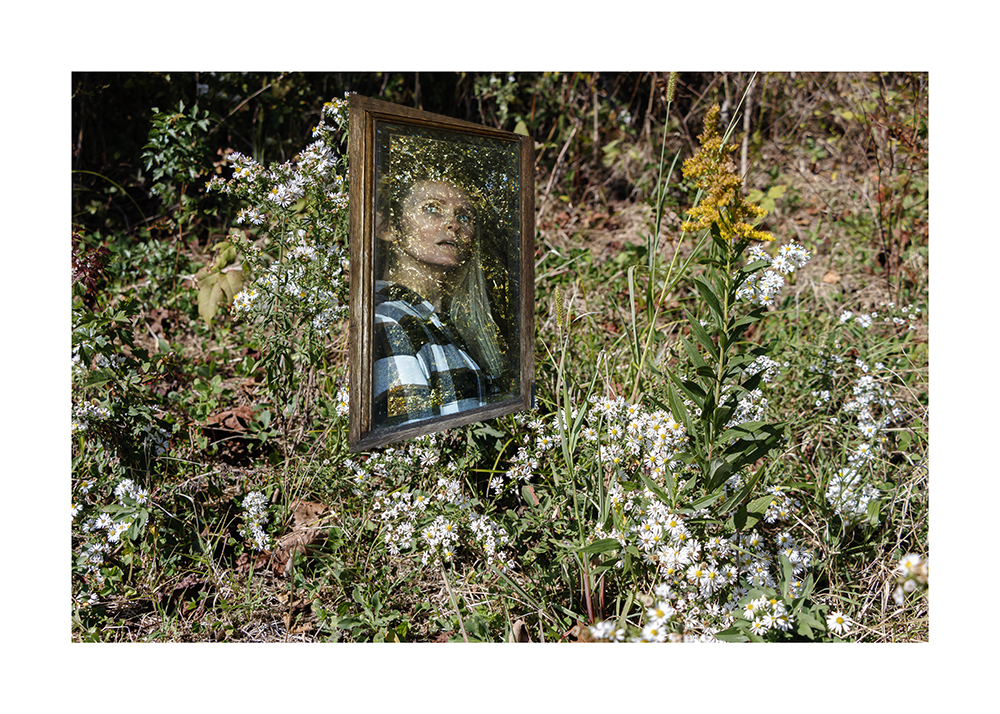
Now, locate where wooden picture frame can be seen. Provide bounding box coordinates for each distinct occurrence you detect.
[348,95,535,451]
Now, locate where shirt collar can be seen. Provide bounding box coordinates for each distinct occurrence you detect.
[375,280,436,319]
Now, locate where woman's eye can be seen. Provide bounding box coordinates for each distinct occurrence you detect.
[422,203,440,214]
[457,214,472,224]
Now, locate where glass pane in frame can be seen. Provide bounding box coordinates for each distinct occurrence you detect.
[352,108,529,448]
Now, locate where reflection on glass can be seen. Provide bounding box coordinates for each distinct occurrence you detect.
[372,125,519,429]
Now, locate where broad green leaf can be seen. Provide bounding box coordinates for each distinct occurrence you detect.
[220,268,244,302]
[717,421,770,443]
[730,504,757,531]
[706,457,734,492]
[84,369,114,389]
[695,365,717,380]
[579,538,621,555]
[198,274,224,324]
[682,488,724,513]
[747,493,776,515]
[713,626,750,643]
[729,493,769,530]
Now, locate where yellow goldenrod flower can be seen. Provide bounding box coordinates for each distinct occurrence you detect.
[681,105,774,242]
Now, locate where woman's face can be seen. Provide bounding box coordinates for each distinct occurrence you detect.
[394,180,475,270]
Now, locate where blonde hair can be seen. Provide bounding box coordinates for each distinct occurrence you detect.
[450,224,505,376]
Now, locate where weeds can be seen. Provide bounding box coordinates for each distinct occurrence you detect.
[70,72,928,644]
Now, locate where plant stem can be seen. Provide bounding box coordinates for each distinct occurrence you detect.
[440,563,470,642]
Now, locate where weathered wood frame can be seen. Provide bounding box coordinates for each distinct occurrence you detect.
[348,94,535,451]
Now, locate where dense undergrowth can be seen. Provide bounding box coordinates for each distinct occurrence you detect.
[71,72,928,642]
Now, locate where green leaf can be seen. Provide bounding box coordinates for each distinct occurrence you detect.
[639,471,672,506]
[717,420,769,443]
[713,626,750,643]
[679,335,707,371]
[666,380,695,439]
[220,268,244,302]
[83,369,115,389]
[730,493,771,531]
[706,457,734,492]
[687,313,719,361]
[747,493,775,516]
[473,424,505,438]
[718,465,765,514]
[679,378,707,405]
[693,277,725,323]
[579,538,621,555]
[683,488,724,513]
[730,504,755,530]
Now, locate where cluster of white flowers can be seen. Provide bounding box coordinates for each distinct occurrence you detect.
[825,467,880,524]
[839,301,921,332]
[360,436,516,571]
[892,552,928,605]
[496,446,538,491]
[235,205,265,225]
[742,594,795,637]
[372,489,426,556]
[334,386,350,417]
[231,225,348,331]
[208,96,351,337]
[726,387,767,428]
[584,395,689,477]
[803,316,915,526]
[468,513,514,569]
[843,364,902,446]
[78,540,110,581]
[210,95,347,209]
[83,509,135,546]
[590,477,814,641]
[114,478,149,506]
[71,399,111,433]
[812,388,832,408]
[240,491,272,551]
[745,354,784,383]
[758,484,801,525]
[737,242,811,306]
[232,286,259,315]
[322,96,349,125]
[419,515,460,565]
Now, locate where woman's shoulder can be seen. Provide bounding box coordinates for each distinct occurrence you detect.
[375,281,434,321]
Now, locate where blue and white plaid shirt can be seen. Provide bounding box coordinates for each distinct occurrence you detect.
[372,281,486,428]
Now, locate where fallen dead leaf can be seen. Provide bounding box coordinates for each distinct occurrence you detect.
[822,271,841,284]
[280,594,316,634]
[272,500,330,577]
[510,619,532,642]
[204,405,255,432]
